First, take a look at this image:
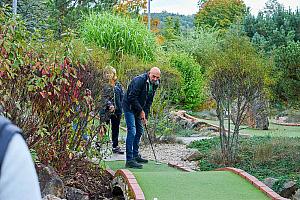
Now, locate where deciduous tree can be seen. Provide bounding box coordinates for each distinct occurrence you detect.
[195,0,246,30]
[208,30,269,164]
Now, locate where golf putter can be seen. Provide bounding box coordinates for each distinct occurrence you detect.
[144,124,161,165]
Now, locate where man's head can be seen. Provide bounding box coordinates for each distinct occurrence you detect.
[148,67,161,85]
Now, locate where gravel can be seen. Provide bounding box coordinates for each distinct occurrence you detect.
[139,143,199,171]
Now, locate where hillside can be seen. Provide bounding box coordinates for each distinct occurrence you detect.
[151,11,195,30]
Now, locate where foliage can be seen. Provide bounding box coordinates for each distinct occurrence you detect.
[114,0,147,17]
[45,0,117,37]
[4,0,50,32]
[195,0,246,31]
[189,136,300,191]
[170,52,206,110]
[0,7,112,172]
[208,30,270,163]
[243,0,300,53]
[273,41,300,107]
[0,0,118,36]
[81,12,157,62]
[243,0,300,108]
[161,16,180,42]
[151,12,195,31]
[174,18,181,36]
[170,28,220,72]
[189,137,220,154]
[114,51,182,114]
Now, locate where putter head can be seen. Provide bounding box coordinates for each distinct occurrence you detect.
[155,161,162,165]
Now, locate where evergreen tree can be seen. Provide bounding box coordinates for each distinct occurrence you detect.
[174,17,181,36]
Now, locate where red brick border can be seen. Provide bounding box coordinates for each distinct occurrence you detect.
[115,169,145,200]
[216,167,289,200]
[168,162,195,172]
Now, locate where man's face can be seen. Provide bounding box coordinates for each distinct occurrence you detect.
[149,71,160,84]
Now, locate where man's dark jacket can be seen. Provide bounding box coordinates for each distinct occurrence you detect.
[122,73,158,118]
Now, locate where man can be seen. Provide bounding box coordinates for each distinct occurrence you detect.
[0,116,42,200]
[123,67,161,169]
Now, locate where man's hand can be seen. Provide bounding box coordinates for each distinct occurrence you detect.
[140,111,147,125]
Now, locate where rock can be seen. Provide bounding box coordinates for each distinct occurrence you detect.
[42,178,65,199]
[65,186,89,200]
[160,135,177,144]
[252,93,269,130]
[277,110,300,123]
[169,111,218,136]
[176,136,212,145]
[292,189,300,200]
[263,177,278,189]
[38,165,65,198]
[170,110,198,129]
[231,93,269,129]
[277,116,289,123]
[244,106,256,128]
[42,194,65,200]
[182,149,202,161]
[280,181,297,198]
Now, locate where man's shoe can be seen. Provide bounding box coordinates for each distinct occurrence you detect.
[125,160,143,169]
[134,155,148,163]
[112,146,124,154]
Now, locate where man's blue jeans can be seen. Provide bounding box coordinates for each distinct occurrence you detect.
[124,111,144,161]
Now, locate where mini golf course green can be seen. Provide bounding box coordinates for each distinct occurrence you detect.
[107,161,271,200]
[198,118,300,137]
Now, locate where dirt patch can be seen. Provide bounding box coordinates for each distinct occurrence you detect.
[61,158,113,200]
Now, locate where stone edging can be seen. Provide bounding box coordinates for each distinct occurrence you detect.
[216,167,289,200]
[272,121,300,127]
[112,169,145,200]
[105,167,116,178]
[168,162,195,172]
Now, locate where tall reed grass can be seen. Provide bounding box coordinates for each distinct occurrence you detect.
[81,12,157,62]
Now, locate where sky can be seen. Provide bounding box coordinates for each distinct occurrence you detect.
[150,0,300,16]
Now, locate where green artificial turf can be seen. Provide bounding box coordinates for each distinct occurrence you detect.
[106,160,180,172]
[107,161,269,200]
[198,118,300,137]
[134,171,270,200]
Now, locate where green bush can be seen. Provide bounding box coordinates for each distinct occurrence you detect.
[169,52,206,110]
[171,29,220,72]
[81,12,157,62]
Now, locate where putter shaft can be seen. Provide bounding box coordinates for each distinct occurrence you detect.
[144,125,158,162]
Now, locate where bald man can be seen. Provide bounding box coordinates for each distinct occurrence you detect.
[122,67,161,169]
